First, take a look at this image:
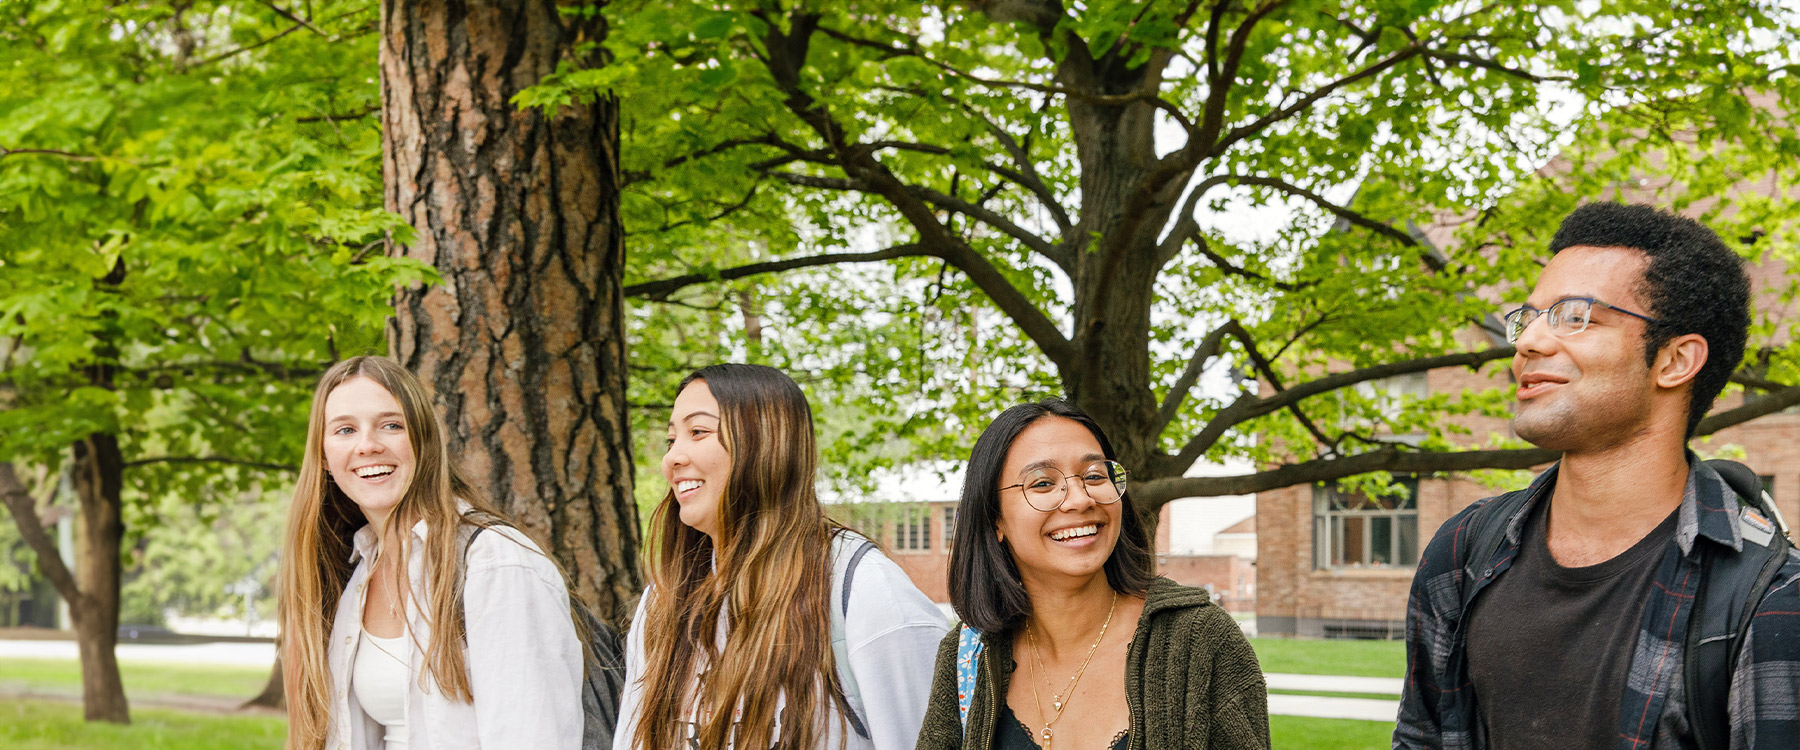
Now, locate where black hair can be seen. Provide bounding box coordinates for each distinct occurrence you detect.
[947,399,1155,633]
[1549,202,1750,437]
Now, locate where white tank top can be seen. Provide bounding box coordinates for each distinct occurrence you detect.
[352,628,411,749]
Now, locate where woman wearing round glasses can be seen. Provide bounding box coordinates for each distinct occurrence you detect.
[915,399,1269,750]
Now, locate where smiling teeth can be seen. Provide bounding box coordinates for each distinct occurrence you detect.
[355,466,395,478]
[1051,524,1098,541]
[676,480,703,493]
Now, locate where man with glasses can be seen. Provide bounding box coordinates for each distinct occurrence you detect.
[1394,202,1800,749]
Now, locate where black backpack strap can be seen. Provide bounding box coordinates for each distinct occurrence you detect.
[1686,460,1792,750]
[572,597,625,749]
[456,513,624,748]
[1459,487,1537,612]
[455,521,486,611]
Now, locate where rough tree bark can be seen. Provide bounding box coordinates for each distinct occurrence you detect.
[380,0,640,622]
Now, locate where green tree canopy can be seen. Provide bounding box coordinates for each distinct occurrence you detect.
[548,0,1800,511]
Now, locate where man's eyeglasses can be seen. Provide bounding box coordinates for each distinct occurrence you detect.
[1502,297,1663,344]
[999,460,1128,512]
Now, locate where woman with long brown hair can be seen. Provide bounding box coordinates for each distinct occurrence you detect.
[278,355,581,750]
[615,363,947,750]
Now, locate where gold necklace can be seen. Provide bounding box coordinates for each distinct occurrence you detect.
[369,546,402,620]
[1026,590,1118,750]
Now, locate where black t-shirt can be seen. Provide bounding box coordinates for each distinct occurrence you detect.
[1466,496,1678,749]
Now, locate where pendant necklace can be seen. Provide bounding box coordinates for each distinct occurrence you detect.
[1026,590,1118,750]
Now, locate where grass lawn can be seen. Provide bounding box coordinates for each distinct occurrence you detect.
[1248,637,1406,678]
[0,648,1401,748]
[0,700,283,750]
[0,658,268,702]
[1272,715,1395,749]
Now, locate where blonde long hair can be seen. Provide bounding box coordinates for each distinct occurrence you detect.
[277,355,507,749]
[633,364,850,750]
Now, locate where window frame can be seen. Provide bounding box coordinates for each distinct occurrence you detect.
[1312,476,1420,571]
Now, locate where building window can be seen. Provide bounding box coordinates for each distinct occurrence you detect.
[1314,477,1419,570]
[942,506,957,548]
[894,507,932,552]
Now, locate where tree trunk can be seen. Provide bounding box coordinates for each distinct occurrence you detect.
[380,0,640,623]
[69,434,129,723]
[243,655,285,710]
[1057,52,1184,538]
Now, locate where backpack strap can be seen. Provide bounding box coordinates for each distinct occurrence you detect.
[1686,460,1792,750]
[1458,484,1540,612]
[841,539,876,614]
[455,522,486,612]
[955,624,983,731]
[830,536,878,740]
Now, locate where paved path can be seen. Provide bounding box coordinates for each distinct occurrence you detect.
[0,639,275,667]
[1264,672,1401,722]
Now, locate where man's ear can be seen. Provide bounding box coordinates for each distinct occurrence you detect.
[1654,333,1708,390]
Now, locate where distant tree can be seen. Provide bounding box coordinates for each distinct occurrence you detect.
[0,1,419,722]
[535,0,1800,527]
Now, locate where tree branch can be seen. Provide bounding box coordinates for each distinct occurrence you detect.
[764,171,864,192]
[1194,0,1289,152]
[753,9,1074,370]
[255,0,330,38]
[0,463,84,607]
[906,185,1060,260]
[193,22,306,67]
[1141,382,1800,504]
[296,106,379,123]
[121,456,299,472]
[1423,49,1574,84]
[1137,445,1557,504]
[1696,384,1800,435]
[1167,344,1516,470]
[1227,175,1419,247]
[1155,174,1231,267]
[1155,320,1237,434]
[624,244,933,300]
[0,146,100,162]
[961,0,1064,29]
[1211,39,1424,156]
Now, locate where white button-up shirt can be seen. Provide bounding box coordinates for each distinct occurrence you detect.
[325,514,582,750]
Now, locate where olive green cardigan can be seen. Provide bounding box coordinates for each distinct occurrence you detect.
[913,577,1269,750]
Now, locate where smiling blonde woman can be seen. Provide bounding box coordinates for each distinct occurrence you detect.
[278,355,582,750]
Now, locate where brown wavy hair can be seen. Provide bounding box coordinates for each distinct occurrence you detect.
[277,355,510,750]
[631,363,850,750]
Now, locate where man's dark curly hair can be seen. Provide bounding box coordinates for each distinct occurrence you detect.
[1548,202,1750,438]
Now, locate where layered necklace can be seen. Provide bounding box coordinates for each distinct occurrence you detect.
[1025,590,1118,750]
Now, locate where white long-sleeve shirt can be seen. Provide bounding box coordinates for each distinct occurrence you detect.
[324,515,582,750]
[613,533,948,750]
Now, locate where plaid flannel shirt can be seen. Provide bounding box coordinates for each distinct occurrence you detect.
[1393,459,1800,750]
